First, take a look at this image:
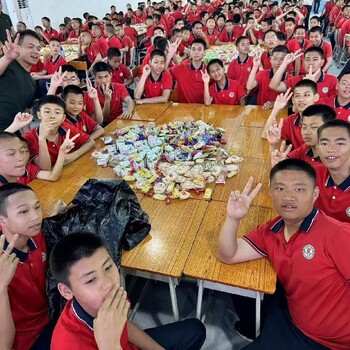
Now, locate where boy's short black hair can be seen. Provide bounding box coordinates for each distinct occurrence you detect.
[175,18,184,25]
[154,37,168,51]
[233,14,241,24]
[150,49,166,60]
[181,27,190,33]
[105,23,115,33]
[302,104,336,123]
[276,31,286,41]
[59,23,66,28]
[317,119,350,140]
[107,47,121,59]
[93,61,111,74]
[263,29,276,40]
[261,17,272,25]
[42,16,50,22]
[38,95,66,112]
[49,38,60,44]
[18,29,41,45]
[338,70,350,80]
[60,64,78,74]
[49,232,108,287]
[80,29,92,36]
[271,45,289,55]
[285,17,295,24]
[192,20,204,27]
[295,25,306,31]
[308,25,323,35]
[0,131,20,143]
[236,35,249,46]
[293,79,318,94]
[217,14,226,21]
[207,58,224,71]
[270,159,316,186]
[200,11,209,19]
[310,15,320,22]
[190,38,207,50]
[171,28,181,37]
[304,46,324,59]
[125,17,132,25]
[72,17,82,25]
[153,26,165,33]
[0,183,35,217]
[62,85,84,101]
[225,19,233,25]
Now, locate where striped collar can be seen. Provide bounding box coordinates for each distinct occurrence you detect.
[325,174,350,191]
[2,234,37,263]
[72,298,94,331]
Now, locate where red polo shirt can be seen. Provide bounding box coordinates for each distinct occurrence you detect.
[330,5,341,25]
[84,43,103,64]
[284,72,337,99]
[227,55,254,90]
[205,29,219,46]
[287,143,323,167]
[171,61,205,103]
[23,123,90,166]
[4,232,49,350]
[110,63,131,84]
[51,299,138,350]
[69,30,80,39]
[30,60,44,73]
[64,111,99,135]
[85,82,129,122]
[95,36,109,58]
[107,35,123,49]
[0,162,41,186]
[44,28,59,41]
[43,55,67,74]
[306,40,333,59]
[255,69,290,106]
[243,209,350,349]
[187,11,201,24]
[260,51,272,70]
[315,166,350,223]
[209,78,246,105]
[218,30,235,43]
[143,71,173,98]
[124,26,138,48]
[281,112,304,149]
[339,18,350,45]
[319,95,350,122]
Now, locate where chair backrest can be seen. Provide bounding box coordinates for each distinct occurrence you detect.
[69,60,88,71]
[132,65,141,78]
[169,89,178,102]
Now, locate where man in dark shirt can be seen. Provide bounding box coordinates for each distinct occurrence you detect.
[0,0,15,45]
[0,29,40,130]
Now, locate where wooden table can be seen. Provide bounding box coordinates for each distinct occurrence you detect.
[30,103,284,325]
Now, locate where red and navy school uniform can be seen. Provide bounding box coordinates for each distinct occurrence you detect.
[218,30,235,43]
[287,144,323,167]
[209,78,246,105]
[124,26,138,48]
[143,71,173,98]
[319,95,350,122]
[227,55,254,91]
[144,24,157,47]
[4,232,49,350]
[205,29,219,46]
[94,36,109,58]
[305,40,333,65]
[84,42,103,65]
[30,59,44,73]
[107,35,123,49]
[110,63,132,84]
[43,28,59,43]
[315,166,350,223]
[243,208,350,349]
[85,82,129,122]
[68,30,80,40]
[64,111,99,135]
[0,162,41,186]
[187,11,201,24]
[43,55,67,75]
[284,72,338,99]
[255,69,290,106]
[51,298,138,350]
[171,61,205,103]
[260,51,272,70]
[281,112,304,149]
[23,123,90,166]
[298,39,311,75]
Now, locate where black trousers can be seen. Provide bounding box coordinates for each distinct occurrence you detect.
[144,318,206,350]
[304,5,312,30]
[313,0,321,13]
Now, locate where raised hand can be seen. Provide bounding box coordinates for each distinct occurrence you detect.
[271,140,292,167]
[168,38,181,57]
[142,64,151,77]
[304,66,321,82]
[282,49,303,66]
[121,110,133,119]
[94,286,130,350]
[262,101,274,110]
[40,120,57,139]
[11,112,33,130]
[227,177,262,220]
[51,199,68,216]
[274,88,293,110]
[102,83,112,101]
[0,234,19,290]
[59,129,80,154]
[267,118,283,146]
[201,69,210,84]
[2,30,20,61]
[50,66,68,89]
[253,52,262,68]
[86,78,98,100]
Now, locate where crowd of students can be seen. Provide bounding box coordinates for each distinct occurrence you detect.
[0,0,350,349]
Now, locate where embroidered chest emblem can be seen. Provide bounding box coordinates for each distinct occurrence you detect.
[302,244,315,260]
[346,207,350,217]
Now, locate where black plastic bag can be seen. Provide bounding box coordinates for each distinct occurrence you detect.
[42,178,151,321]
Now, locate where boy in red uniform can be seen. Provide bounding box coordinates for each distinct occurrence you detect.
[315,120,350,223]
[90,62,134,123]
[77,31,103,71]
[218,159,350,349]
[123,18,139,48]
[135,50,173,104]
[307,26,333,72]
[104,24,123,50]
[216,19,237,44]
[107,48,134,87]
[269,47,337,99]
[41,16,59,43]
[171,38,206,103]
[49,232,206,350]
[62,85,105,140]
[256,17,272,44]
[91,24,109,58]
[205,17,218,46]
[0,184,51,350]
[188,21,209,48]
[202,58,245,106]
[319,71,350,122]
[67,18,81,44]
[268,104,336,167]
[260,30,279,70]
[227,36,254,92]
[263,80,320,149]
[246,45,290,110]
[23,95,94,169]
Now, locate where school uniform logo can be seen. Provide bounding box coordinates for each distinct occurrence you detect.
[346,207,350,217]
[322,87,329,93]
[229,92,235,98]
[42,252,47,262]
[83,126,87,133]
[247,67,251,72]
[302,244,315,260]
[119,73,124,77]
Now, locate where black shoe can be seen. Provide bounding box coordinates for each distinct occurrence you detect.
[234,321,255,342]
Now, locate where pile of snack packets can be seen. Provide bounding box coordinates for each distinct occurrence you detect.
[92,121,243,203]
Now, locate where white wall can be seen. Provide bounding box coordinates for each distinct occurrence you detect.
[28,0,139,29]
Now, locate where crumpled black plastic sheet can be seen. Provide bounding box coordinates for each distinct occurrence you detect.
[42,179,151,321]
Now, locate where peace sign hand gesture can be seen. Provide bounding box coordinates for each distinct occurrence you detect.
[274,88,293,111]
[227,177,262,220]
[0,234,19,290]
[86,78,98,100]
[304,66,321,82]
[253,52,262,68]
[201,69,210,84]
[59,129,80,154]
[50,66,68,89]
[271,141,292,167]
[2,30,20,61]
[267,118,283,146]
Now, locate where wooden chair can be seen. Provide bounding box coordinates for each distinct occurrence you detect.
[69,60,88,71]
[132,65,141,78]
[169,89,178,102]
